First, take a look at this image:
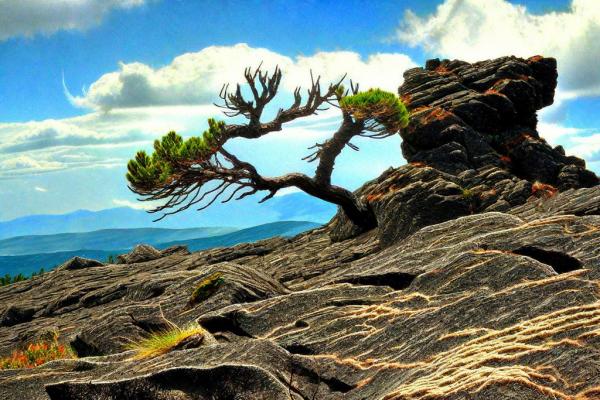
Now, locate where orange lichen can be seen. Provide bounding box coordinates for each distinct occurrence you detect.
[410,161,427,168]
[434,64,453,75]
[528,55,544,63]
[531,181,558,199]
[366,193,384,202]
[399,93,412,106]
[0,336,75,370]
[421,107,454,124]
[499,155,512,164]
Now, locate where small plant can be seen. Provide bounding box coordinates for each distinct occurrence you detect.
[188,272,225,306]
[127,322,207,359]
[0,334,75,370]
[461,188,474,200]
[106,254,116,264]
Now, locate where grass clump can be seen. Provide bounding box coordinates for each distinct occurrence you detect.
[340,89,409,133]
[189,272,225,306]
[461,188,474,200]
[0,333,75,369]
[127,322,207,359]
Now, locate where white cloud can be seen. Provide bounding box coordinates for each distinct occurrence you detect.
[537,122,600,168]
[67,43,417,111]
[568,133,600,160]
[34,186,47,192]
[273,187,302,197]
[537,122,585,144]
[396,0,600,98]
[112,198,155,210]
[0,0,147,41]
[3,44,417,178]
[0,155,63,175]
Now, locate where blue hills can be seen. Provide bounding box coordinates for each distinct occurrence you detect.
[0,192,336,239]
[0,221,320,277]
[0,192,334,277]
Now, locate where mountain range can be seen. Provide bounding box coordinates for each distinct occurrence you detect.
[0,192,336,240]
[0,192,333,277]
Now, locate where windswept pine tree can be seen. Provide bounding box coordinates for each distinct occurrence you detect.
[127,65,409,232]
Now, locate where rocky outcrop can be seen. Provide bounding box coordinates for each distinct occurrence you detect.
[0,56,599,400]
[56,256,104,271]
[399,56,596,189]
[331,55,598,244]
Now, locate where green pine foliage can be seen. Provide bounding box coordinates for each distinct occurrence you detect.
[0,267,46,287]
[340,89,409,132]
[127,118,225,191]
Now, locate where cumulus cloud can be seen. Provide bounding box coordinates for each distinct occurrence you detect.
[537,122,600,170]
[396,0,600,98]
[67,43,417,110]
[0,0,147,41]
[0,120,145,154]
[4,44,417,177]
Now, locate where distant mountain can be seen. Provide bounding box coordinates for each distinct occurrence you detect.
[0,227,236,256]
[160,220,321,252]
[0,221,321,277]
[0,192,336,239]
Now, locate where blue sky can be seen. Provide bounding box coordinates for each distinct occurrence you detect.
[0,0,598,222]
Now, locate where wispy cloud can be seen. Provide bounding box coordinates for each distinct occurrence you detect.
[34,186,47,192]
[112,198,155,210]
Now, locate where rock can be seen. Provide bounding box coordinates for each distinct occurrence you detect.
[117,244,163,264]
[330,164,473,245]
[399,55,598,188]
[56,257,104,271]
[70,305,172,356]
[160,245,190,257]
[330,55,597,243]
[0,305,36,327]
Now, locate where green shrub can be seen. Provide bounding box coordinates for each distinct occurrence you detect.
[461,188,474,200]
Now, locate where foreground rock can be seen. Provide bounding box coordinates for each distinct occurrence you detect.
[0,184,598,399]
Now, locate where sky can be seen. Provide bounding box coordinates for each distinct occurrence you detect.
[0,0,599,222]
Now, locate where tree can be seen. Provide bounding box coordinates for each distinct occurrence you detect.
[126,65,409,232]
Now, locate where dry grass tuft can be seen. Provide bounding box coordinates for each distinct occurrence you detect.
[127,322,207,360]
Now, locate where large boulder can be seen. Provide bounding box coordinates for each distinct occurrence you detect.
[399,56,598,189]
